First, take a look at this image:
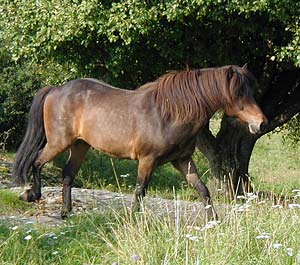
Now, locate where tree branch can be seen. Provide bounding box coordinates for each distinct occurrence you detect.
[262,100,300,135]
[260,72,300,135]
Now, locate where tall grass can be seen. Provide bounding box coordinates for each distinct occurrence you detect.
[1,192,300,264]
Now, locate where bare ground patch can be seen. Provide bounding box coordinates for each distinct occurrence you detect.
[0,160,225,227]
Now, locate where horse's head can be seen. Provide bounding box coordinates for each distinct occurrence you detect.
[224,94,268,134]
[224,65,268,134]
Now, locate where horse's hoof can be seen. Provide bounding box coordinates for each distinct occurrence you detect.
[131,204,142,214]
[61,209,73,219]
[19,191,30,202]
[19,189,40,202]
[205,205,218,221]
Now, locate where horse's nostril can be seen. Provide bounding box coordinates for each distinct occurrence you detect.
[260,121,268,132]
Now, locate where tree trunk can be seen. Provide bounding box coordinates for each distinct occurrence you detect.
[197,118,258,199]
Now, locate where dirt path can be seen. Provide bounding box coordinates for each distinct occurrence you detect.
[10,186,226,226]
[1,160,225,226]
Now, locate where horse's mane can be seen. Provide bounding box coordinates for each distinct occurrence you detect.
[138,65,255,124]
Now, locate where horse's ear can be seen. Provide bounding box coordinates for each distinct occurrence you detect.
[242,63,248,69]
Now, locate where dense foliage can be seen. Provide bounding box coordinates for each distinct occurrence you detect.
[0,0,299,148]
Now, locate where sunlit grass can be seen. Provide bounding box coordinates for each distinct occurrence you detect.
[250,132,300,194]
[0,189,34,214]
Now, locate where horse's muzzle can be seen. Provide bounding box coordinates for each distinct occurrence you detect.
[248,121,268,134]
[260,121,268,132]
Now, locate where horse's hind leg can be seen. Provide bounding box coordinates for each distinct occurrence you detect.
[19,164,43,202]
[172,157,218,220]
[19,144,63,202]
[133,156,156,212]
[61,140,90,218]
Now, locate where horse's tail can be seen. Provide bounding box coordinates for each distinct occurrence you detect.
[12,86,54,185]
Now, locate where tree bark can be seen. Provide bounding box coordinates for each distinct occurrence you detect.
[198,118,258,199]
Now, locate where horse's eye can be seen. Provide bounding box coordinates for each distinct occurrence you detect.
[238,99,244,111]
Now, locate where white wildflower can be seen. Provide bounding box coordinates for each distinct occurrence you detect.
[185,234,198,241]
[287,247,294,257]
[258,200,266,205]
[52,251,59,255]
[187,225,201,231]
[288,204,300,209]
[256,232,270,239]
[273,243,283,249]
[272,205,283,209]
[46,232,56,238]
[247,193,258,201]
[131,253,140,261]
[24,235,32,241]
[233,203,250,212]
[11,226,18,231]
[201,221,219,231]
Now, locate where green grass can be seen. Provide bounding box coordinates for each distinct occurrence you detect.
[0,189,35,214]
[1,195,300,264]
[250,132,300,194]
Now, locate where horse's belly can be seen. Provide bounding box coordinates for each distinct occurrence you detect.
[80,122,136,160]
[94,141,135,160]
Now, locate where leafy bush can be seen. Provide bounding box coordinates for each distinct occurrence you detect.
[0,62,41,149]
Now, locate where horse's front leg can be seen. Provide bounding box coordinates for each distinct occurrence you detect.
[133,156,156,212]
[172,157,218,220]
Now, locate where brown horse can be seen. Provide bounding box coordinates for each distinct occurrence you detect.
[13,65,267,219]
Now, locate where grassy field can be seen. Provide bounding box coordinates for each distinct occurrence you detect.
[0,131,299,264]
[0,189,300,264]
